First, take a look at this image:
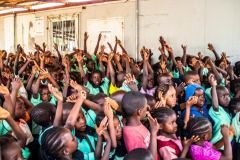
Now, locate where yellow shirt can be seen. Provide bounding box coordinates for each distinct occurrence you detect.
[109,83,120,95]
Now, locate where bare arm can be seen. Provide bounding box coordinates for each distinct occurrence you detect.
[94,34,102,55]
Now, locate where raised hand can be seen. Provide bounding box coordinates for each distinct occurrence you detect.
[108,52,114,62]
[186,96,198,107]
[12,78,23,91]
[229,125,235,138]
[70,79,82,92]
[158,91,166,107]
[117,39,122,46]
[181,45,187,51]
[182,135,200,148]
[0,84,10,95]
[48,83,63,102]
[84,32,89,40]
[54,43,58,51]
[66,93,78,103]
[207,43,215,51]
[43,43,47,50]
[105,97,120,111]
[100,45,105,53]
[39,68,50,80]
[95,116,108,137]
[39,53,45,61]
[165,46,173,54]
[158,47,165,55]
[147,112,160,134]
[124,74,138,91]
[160,61,166,70]
[159,36,164,44]
[113,52,120,62]
[154,101,163,109]
[175,82,186,95]
[76,51,85,62]
[78,90,87,100]
[103,100,114,119]
[98,33,102,40]
[0,107,10,119]
[208,74,215,86]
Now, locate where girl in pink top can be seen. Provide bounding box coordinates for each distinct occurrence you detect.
[186,117,233,160]
[153,107,196,160]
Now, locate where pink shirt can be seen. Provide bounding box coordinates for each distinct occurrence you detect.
[157,134,183,160]
[123,123,150,152]
[140,87,156,96]
[190,141,221,160]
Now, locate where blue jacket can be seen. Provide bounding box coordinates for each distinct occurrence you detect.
[181,84,210,120]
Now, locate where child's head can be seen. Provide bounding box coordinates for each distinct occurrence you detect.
[215,86,230,107]
[86,59,95,71]
[123,148,154,160]
[187,56,197,67]
[157,73,173,85]
[90,69,103,86]
[185,84,207,108]
[40,127,78,160]
[138,74,154,90]
[14,98,26,120]
[39,85,51,102]
[92,93,108,107]
[69,71,82,84]
[31,102,56,127]
[230,79,240,95]
[110,90,126,107]
[155,84,176,107]
[186,117,212,141]
[96,111,122,140]
[228,98,240,115]
[0,135,23,160]
[49,69,60,82]
[153,107,177,134]
[122,91,148,120]
[145,94,156,113]
[67,87,78,97]
[117,71,127,83]
[184,71,201,85]
[74,109,87,132]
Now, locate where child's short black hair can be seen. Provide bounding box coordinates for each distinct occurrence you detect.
[39,85,49,93]
[186,117,211,137]
[215,59,223,67]
[155,84,171,100]
[228,98,240,114]
[122,91,147,116]
[31,102,56,127]
[157,73,171,84]
[123,148,154,160]
[0,134,17,159]
[91,69,102,77]
[230,79,240,94]
[153,107,175,123]
[92,93,107,107]
[184,71,198,82]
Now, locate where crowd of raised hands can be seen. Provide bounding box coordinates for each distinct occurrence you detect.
[0,32,239,160]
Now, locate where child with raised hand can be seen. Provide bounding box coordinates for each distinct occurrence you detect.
[153,107,199,160]
[155,84,197,137]
[122,91,159,160]
[0,107,30,160]
[182,84,210,120]
[186,117,233,160]
[39,88,87,160]
[208,74,233,150]
[77,50,110,96]
[140,47,155,96]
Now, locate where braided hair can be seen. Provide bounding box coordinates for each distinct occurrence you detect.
[39,127,65,160]
[186,117,211,137]
[153,107,175,124]
[155,84,171,100]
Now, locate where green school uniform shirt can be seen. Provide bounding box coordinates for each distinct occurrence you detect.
[30,93,57,106]
[84,77,110,96]
[232,112,240,143]
[209,106,232,150]
[82,108,96,129]
[0,120,12,135]
[183,66,209,76]
[22,147,31,160]
[171,70,179,79]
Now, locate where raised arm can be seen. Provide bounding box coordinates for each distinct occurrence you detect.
[18,56,32,75]
[0,85,14,118]
[181,45,187,67]
[54,44,62,63]
[117,39,127,54]
[84,32,89,53]
[209,74,219,111]
[14,45,22,75]
[77,52,88,85]
[11,78,22,110]
[94,33,102,56]
[65,90,86,131]
[113,52,123,72]
[142,48,148,92]
[207,43,220,60]
[108,52,116,86]
[207,58,222,84]
[19,95,34,114]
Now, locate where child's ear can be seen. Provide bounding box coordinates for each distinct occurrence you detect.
[137,109,141,116]
[203,134,208,141]
[159,123,163,130]
[50,115,54,122]
[63,149,69,155]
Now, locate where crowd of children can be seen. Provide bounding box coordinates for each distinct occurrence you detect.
[0,33,239,160]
